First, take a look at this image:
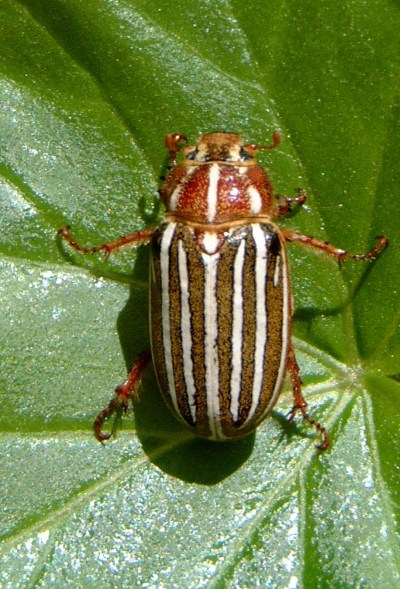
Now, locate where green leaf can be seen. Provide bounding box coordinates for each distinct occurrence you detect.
[1,1,399,587]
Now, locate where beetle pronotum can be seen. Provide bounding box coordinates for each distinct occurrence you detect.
[59,131,388,449]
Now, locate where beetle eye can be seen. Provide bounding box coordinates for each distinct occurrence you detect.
[186,150,197,160]
[239,147,252,161]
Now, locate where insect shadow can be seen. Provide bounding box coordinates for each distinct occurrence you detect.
[115,247,255,485]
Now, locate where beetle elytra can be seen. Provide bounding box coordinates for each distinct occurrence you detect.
[59,131,388,449]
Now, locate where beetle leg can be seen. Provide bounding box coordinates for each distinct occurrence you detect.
[165,133,188,165]
[94,348,152,441]
[281,230,389,263]
[58,225,154,258]
[274,189,307,217]
[286,345,330,450]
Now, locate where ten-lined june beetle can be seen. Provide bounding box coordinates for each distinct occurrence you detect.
[59,131,388,449]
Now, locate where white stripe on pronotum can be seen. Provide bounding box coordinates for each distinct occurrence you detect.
[206,164,220,222]
[169,166,196,212]
[247,186,262,214]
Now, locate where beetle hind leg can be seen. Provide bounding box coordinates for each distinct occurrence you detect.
[286,346,330,450]
[94,348,152,441]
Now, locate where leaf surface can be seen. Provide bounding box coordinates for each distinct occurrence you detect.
[1,1,399,587]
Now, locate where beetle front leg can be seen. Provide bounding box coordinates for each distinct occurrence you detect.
[58,225,154,257]
[94,348,152,441]
[274,189,307,217]
[286,345,330,450]
[281,229,389,262]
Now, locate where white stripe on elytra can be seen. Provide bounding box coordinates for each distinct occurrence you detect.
[273,255,280,287]
[160,223,180,416]
[229,239,246,422]
[178,240,196,421]
[267,238,290,413]
[206,164,220,222]
[202,252,222,439]
[243,224,268,425]
[250,229,289,419]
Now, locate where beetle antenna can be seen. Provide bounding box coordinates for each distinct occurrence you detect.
[244,131,281,152]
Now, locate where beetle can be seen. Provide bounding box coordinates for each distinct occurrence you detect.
[58,131,388,448]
